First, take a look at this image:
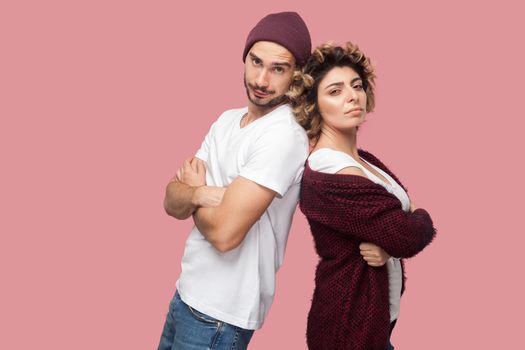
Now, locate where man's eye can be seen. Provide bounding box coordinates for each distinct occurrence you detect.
[273,67,284,74]
[252,58,261,65]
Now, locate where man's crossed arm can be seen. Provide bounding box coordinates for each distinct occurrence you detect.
[164,157,225,219]
[164,157,276,252]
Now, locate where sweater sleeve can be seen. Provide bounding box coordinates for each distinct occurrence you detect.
[300,177,436,258]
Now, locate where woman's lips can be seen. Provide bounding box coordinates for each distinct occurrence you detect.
[345,108,363,114]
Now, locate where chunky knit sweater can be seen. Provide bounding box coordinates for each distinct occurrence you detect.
[300,149,436,350]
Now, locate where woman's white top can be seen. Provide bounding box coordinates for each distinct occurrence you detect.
[308,148,411,322]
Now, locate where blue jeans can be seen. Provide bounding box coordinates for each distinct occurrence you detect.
[157,291,254,350]
[386,319,396,350]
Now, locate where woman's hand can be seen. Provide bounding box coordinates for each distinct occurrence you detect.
[359,242,390,267]
[409,200,418,213]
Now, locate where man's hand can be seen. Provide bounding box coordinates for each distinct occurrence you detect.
[164,157,211,219]
[359,242,391,267]
[174,157,206,187]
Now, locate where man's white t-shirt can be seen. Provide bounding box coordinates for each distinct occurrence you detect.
[176,104,309,330]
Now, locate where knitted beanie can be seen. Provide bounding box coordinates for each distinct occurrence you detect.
[242,12,312,66]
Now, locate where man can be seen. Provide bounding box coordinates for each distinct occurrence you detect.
[158,12,311,350]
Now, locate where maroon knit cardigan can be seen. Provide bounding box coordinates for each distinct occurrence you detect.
[300,149,436,350]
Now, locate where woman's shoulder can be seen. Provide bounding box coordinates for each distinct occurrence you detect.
[308,148,361,174]
[309,147,361,164]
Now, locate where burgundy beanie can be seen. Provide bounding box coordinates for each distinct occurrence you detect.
[242,12,312,66]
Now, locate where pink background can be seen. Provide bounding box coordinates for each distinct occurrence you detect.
[1,0,523,348]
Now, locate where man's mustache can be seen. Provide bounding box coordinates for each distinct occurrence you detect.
[248,83,275,95]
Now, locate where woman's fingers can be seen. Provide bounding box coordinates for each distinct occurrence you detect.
[360,250,380,258]
[362,255,379,263]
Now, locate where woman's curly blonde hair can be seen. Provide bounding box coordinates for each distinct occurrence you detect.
[287,41,376,140]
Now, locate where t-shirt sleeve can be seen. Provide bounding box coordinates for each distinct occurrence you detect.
[239,127,308,197]
[194,119,217,162]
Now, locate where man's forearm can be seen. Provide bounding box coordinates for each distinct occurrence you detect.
[193,207,220,244]
[193,206,242,252]
[191,177,276,253]
[164,181,199,220]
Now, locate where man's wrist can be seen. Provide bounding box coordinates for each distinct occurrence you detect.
[190,185,205,207]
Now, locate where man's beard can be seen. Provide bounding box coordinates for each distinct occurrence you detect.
[244,77,287,108]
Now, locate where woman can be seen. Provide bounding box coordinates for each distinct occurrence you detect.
[289,42,436,349]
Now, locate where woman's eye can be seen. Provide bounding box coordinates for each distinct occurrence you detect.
[252,58,261,65]
[329,89,340,95]
[353,84,363,90]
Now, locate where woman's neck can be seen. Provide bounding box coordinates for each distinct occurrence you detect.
[315,126,359,159]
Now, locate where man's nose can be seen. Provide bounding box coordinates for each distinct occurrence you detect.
[255,69,269,88]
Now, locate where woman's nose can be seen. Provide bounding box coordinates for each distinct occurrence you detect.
[346,88,357,102]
